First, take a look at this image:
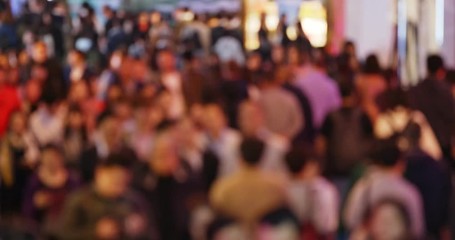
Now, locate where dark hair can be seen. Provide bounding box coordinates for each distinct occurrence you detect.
[285,147,313,175]
[427,54,444,75]
[376,89,409,113]
[338,80,355,98]
[41,143,64,155]
[362,54,382,74]
[99,152,132,169]
[369,138,403,167]
[240,138,265,166]
[446,69,455,85]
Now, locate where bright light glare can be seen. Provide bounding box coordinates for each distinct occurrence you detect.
[301,18,327,47]
[286,25,298,41]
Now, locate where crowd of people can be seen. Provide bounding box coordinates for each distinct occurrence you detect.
[0,0,455,239]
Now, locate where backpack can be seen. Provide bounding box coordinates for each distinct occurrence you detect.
[327,108,371,176]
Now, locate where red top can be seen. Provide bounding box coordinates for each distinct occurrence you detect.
[0,85,21,136]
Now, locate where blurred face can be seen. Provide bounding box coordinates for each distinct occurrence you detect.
[24,80,42,103]
[272,45,285,64]
[203,105,226,136]
[287,47,300,66]
[150,12,161,24]
[114,102,132,120]
[67,51,82,66]
[41,149,64,172]
[238,102,263,137]
[157,51,176,72]
[100,117,122,148]
[10,112,26,134]
[32,43,48,64]
[151,133,179,176]
[246,54,262,71]
[68,111,83,129]
[69,82,89,103]
[95,166,130,198]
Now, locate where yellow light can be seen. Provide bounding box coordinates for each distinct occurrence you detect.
[286,25,298,41]
[264,2,279,32]
[299,1,328,47]
[246,14,261,33]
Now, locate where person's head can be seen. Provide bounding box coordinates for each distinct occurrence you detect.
[376,89,409,113]
[68,81,90,103]
[32,41,48,64]
[95,153,132,199]
[102,5,113,18]
[362,54,382,74]
[150,131,179,176]
[67,105,84,129]
[370,138,404,171]
[343,41,356,56]
[246,50,262,72]
[339,80,356,102]
[23,80,42,103]
[40,144,65,173]
[203,104,227,137]
[157,49,176,72]
[113,98,132,121]
[238,101,264,137]
[367,200,411,240]
[240,138,265,167]
[9,111,27,134]
[427,54,445,80]
[98,114,122,149]
[67,49,86,67]
[271,45,285,65]
[285,147,319,179]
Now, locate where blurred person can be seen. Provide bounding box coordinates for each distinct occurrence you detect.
[155,49,186,120]
[238,101,289,178]
[182,52,211,110]
[0,111,40,217]
[202,103,242,178]
[29,96,66,147]
[341,41,359,72]
[284,147,339,238]
[96,51,124,101]
[132,12,150,42]
[356,54,387,122]
[102,5,116,34]
[0,67,21,136]
[58,154,157,240]
[20,79,42,113]
[256,69,304,140]
[351,200,413,240]
[403,124,452,239]
[219,61,249,128]
[144,125,211,240]
[210,138,286,232]
[293,48,341,130]
[22,144,79,237]
[275,65,315,144]
[112,98,135,137]
[79,114,137,183]
[409,55,455,164]
[318,82,374,199]
[27,41,65,100]
[344,139,425,239]
[375,89,442,161]
[64,49,93,87]
[63,105,89,168]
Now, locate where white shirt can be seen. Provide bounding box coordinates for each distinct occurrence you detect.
[205,128,242,178]
[287,177,339,234]
[30,107,65,146]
